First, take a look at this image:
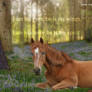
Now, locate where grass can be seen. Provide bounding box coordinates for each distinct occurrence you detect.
[69,53,75,57]
[88,43,92,46]
[0,58,45,92]
[78,51,92,56]
[61,45,68,49]
[0,55,91,92]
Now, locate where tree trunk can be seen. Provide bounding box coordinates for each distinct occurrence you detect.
[30,2,33,39]
[83,0,87,40]
[68,0,73,41]
[73,0,77,40]
[20,0,24,46]
[40,8,44,37]
[0,40,9,69]
[35,0,39,41]
[0,0,12,52]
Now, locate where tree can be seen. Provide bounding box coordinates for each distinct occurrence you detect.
[0,40,9,69]
[19,0,25,46]
[73,0,77,40]
[0,0,12,52]
[30,1,33,39]
[68,0,73,41]
[84,0,88,40]
[35,0,39,41]
[68,0,81,41]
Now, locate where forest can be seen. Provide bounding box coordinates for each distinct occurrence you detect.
[0,0,92,92]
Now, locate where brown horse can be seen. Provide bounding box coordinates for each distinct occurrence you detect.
[30,38,92,90]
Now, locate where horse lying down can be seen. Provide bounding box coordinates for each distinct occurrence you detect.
[30,38,92,90]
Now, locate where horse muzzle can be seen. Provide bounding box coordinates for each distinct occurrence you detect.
[33,68,41,75]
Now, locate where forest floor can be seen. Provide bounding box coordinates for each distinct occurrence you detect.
[0,40,92,92]
[9,40,92,61]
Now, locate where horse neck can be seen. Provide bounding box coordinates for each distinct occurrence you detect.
[45,44,74,66]
[44,59,61,73]
[45,44,60,60]
[44,45,62,72]
[44,60,52,72]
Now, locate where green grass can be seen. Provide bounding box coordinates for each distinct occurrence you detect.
[78,51,92,56]
[0,56,91,92]
[0,57,46,92]
[88,43,92,46]
[61,45,68,49]
[69,53,75,57]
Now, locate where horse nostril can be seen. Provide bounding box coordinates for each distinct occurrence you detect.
[38,68,40,72]
[33,68,40,75]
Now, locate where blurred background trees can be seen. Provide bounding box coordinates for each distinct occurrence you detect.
[0,0,92,51]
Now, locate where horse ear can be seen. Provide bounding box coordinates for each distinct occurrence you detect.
[31,38,34,43]
[40,38,44,44]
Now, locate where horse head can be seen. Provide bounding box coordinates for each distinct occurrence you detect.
[30,38,47,75]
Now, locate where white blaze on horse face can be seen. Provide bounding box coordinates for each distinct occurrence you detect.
[34,48,41,69]
[35,48,39,54]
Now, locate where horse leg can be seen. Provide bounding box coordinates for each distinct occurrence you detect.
[52,79,78,90]
[35,82,49,89]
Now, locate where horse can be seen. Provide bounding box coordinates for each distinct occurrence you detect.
[30,38,92,90]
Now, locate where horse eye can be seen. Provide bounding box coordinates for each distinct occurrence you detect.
[41,52,46,55]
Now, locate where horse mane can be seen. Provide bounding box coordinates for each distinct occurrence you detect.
[61,51,73,63]
[46,45,73,66]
